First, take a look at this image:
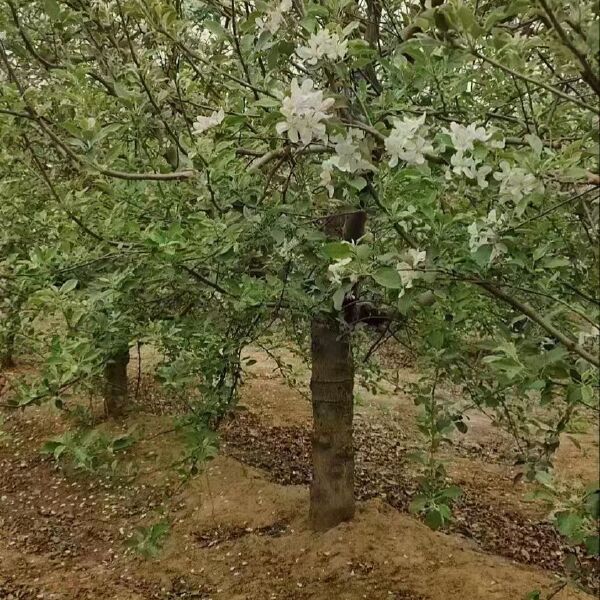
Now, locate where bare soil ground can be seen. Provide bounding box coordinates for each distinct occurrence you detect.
[0,346,598,600]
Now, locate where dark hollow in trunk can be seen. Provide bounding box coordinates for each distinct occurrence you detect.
[104,348,130,418]
[309,318,355,531]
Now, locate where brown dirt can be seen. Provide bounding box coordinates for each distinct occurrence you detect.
[0,346,598,600]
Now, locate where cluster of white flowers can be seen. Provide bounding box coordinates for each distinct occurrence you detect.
[445,122,504,189]
[447,122,491,154]
[468,209,507,263]
[192,109,225,136]
[256,0,293,35]
[296,28,348,65]
[444,124,542,203]
[330,128,373,173]
[317,129,373,197]
[493,160,541,203]
[396,249,426,291]
[328,257,356,285]
[276,78,334,145]
[385,113,433,167]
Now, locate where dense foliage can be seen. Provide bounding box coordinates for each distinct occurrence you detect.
[0,0,598,563]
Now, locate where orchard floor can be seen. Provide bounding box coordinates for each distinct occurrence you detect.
[0,346,598,600]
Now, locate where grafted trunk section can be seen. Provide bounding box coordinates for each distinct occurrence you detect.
[104,348,130,417]
[309,318,355,531]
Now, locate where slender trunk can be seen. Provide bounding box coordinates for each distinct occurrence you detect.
[309,317,355,531]
[0,330,15,369]
[104,348,130,417]
[1,312,18,370]
[309,210,366,531]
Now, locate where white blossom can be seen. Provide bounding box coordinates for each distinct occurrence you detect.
[450,151,477,177]
[396,249,426,289]
[256,0,293,35]
[329,128,373,173]
[407,248,427,266]
[192,109,225,135]
[385,113,433,167]
[476,165,493,189]
[444,122,505,188]
[449,153,492,188]
[319,159,336,197]
[468,209,507,263]
[328,257,353,285]
[493,160,541,202]
[276,78,334,145]
[296,29,347,65]
[445,122,491,155]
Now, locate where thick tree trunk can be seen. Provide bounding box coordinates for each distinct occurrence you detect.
[309,317,355,531]
[309,210,365,531]
[104,348,130,417]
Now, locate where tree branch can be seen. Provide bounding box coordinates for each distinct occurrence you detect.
[477,281,599,368]
[464,45,600,114]
[537,0,600,96]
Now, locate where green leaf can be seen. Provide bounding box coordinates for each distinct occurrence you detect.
[555,511,584,542]
[584,535,599,556]
[349,176,367,191]
[111,434,135,452]
[254,97,281,109]
[525,134,543,157]
[457,6,475,32]
[566,384,582,405]
[427,329,444,349]
[372,267,402,289]
[541,257,570,269]
[41,440,63,455]
[584,490,599,519]
[441,485,462,500]
[203,20,229,40]
[424,508,443,530]
[322,242,352,260]
[60,279,78,294]
[332,286,347,311]
[409,496,428,514]
[455,420,468,434]
[534,470,555,489]
[44,0,61,20]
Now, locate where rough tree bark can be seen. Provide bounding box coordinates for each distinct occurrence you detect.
[104,347,130,417]
[309,211,366,531]
[310,317,355,530]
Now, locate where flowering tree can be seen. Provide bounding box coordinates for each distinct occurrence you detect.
[0,0,598,541]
